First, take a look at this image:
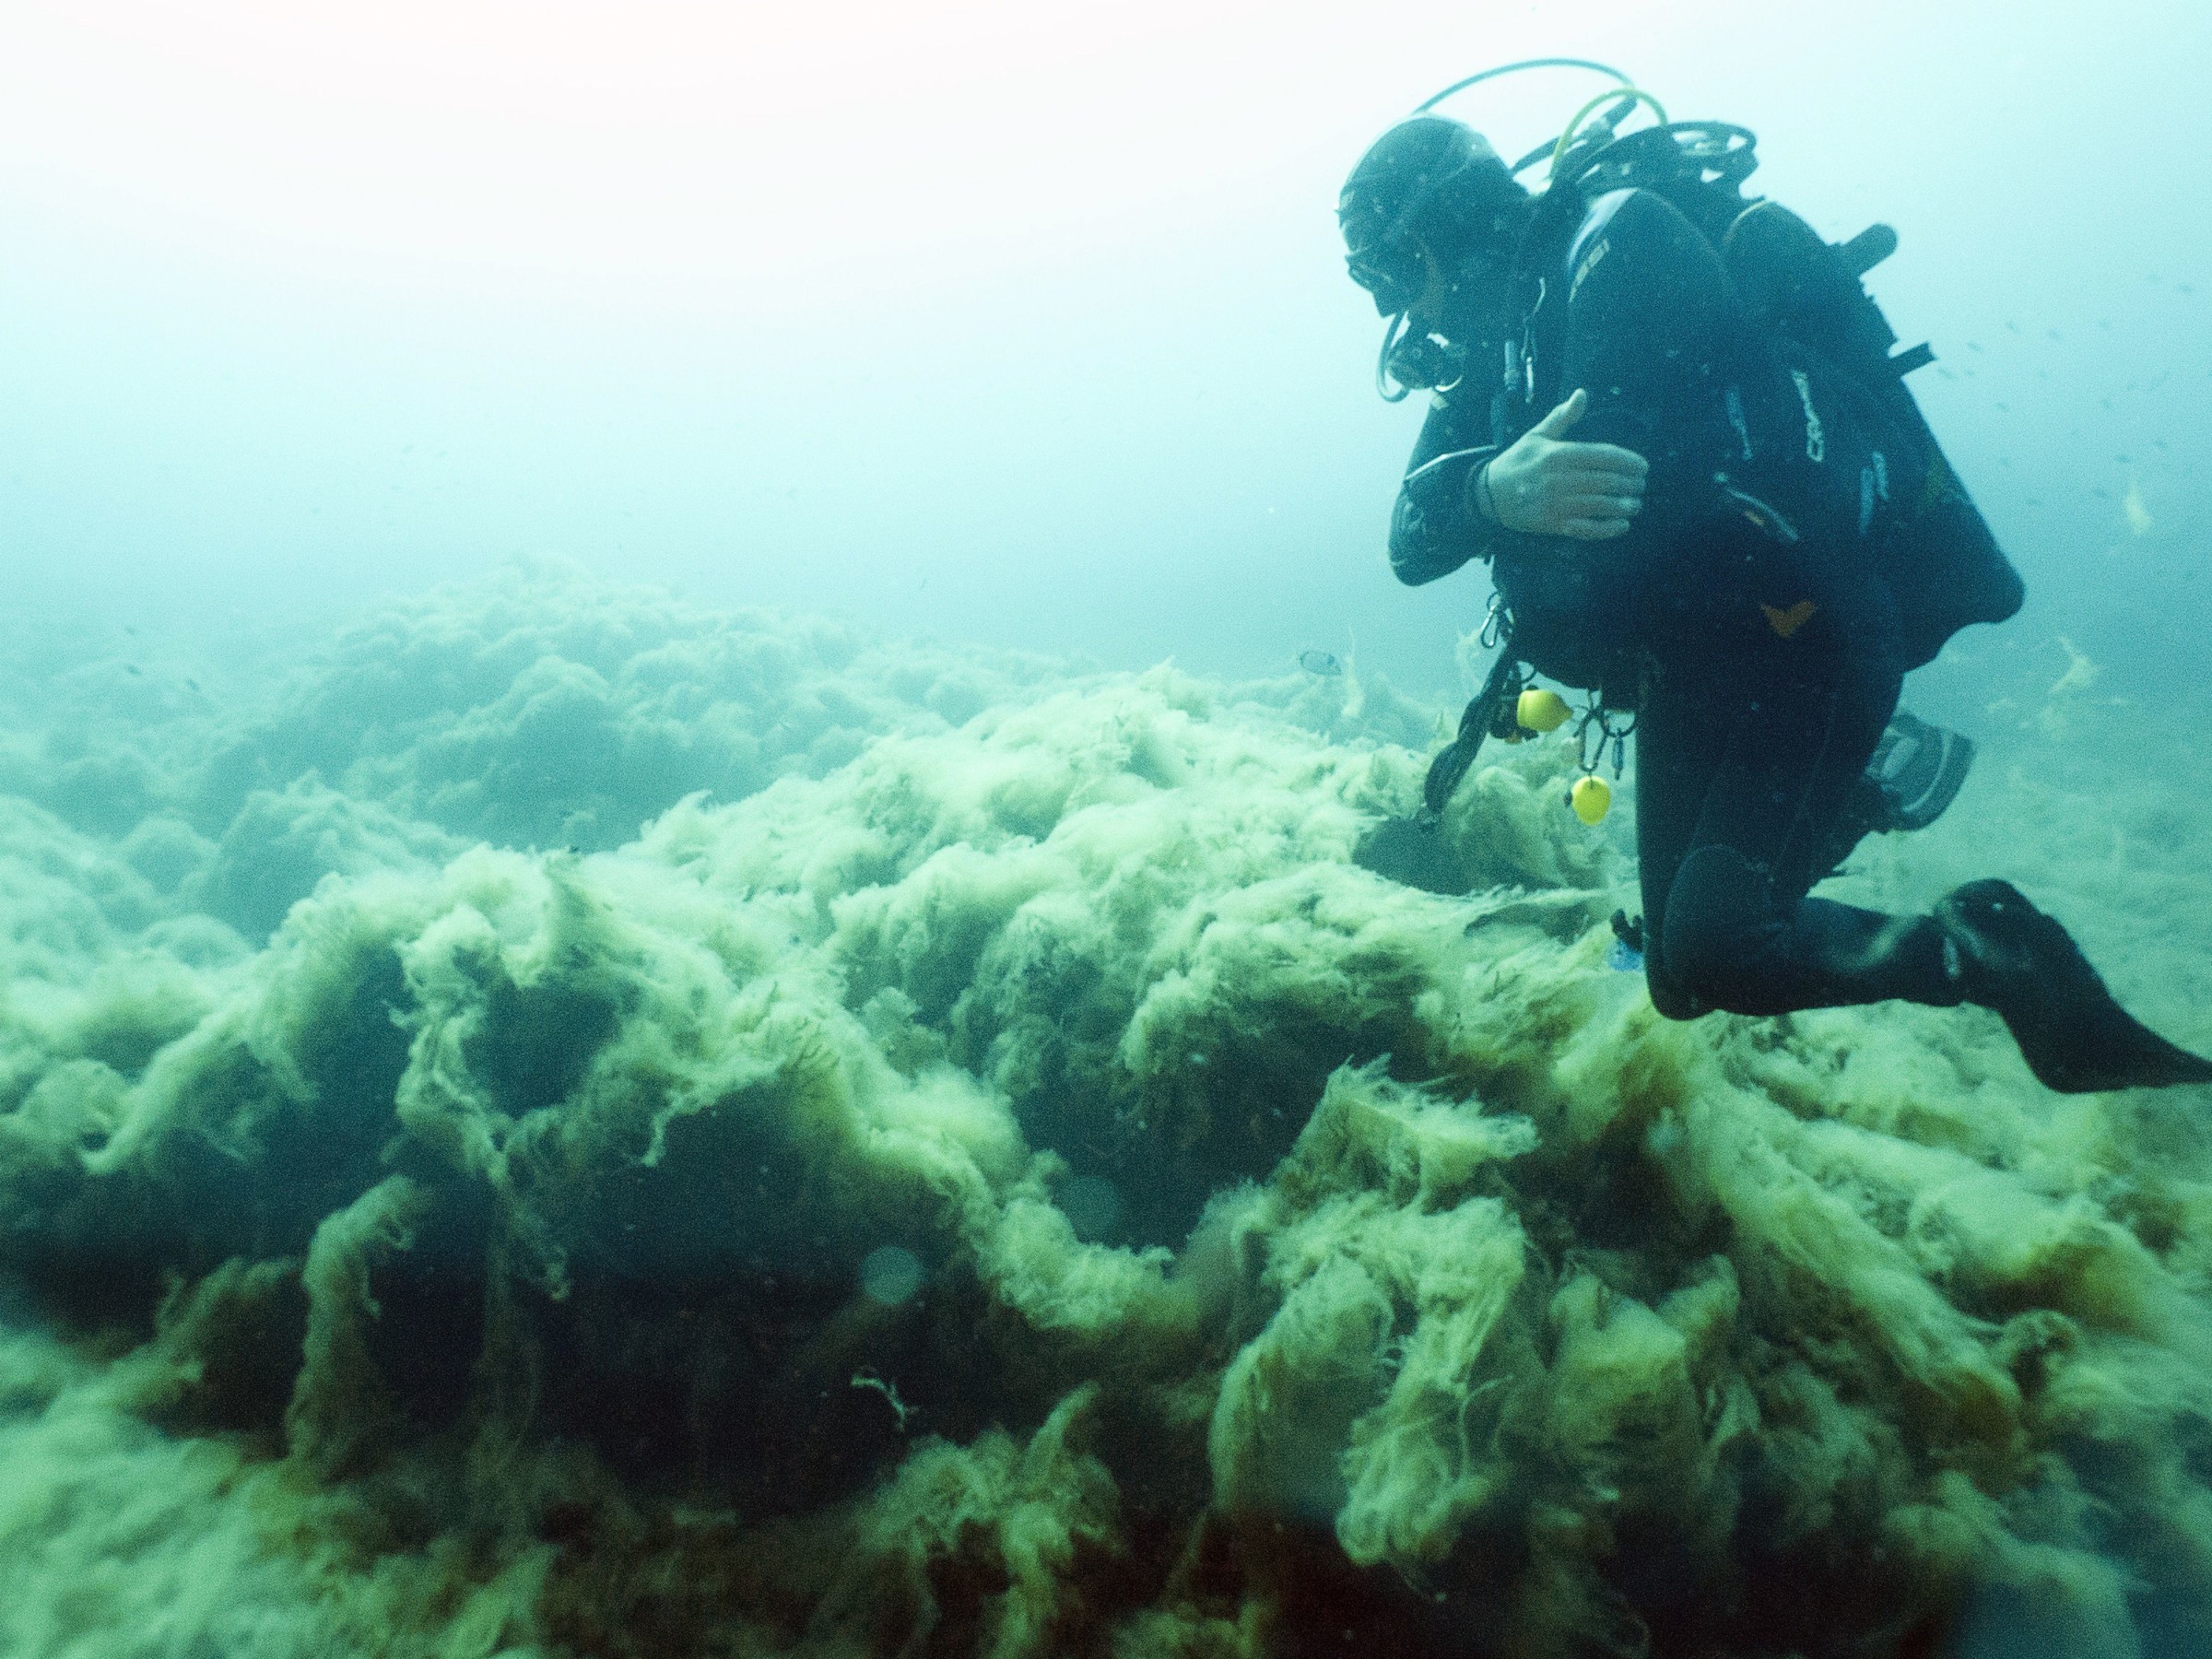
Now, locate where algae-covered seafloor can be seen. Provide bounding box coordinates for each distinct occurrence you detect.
[2,567,2210,1658]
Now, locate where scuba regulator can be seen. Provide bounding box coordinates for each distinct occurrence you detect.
[1341,59,1661,402]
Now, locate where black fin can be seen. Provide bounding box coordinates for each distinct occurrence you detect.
[1936,879,2212,1093]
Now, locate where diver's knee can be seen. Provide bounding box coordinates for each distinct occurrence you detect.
[1642,958,1708,1021]
[1659,845,1770,1014]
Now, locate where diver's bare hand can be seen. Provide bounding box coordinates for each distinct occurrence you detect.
[1474,389,1648,540]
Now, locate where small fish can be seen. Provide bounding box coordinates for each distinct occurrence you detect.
[1298,649,1344,677]
[2123,477,2153,536]
[125,665,143,677]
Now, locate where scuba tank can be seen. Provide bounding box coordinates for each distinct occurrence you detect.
[1717,201,2024,665]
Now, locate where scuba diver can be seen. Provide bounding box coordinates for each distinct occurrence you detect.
[1340,65,2212,1094]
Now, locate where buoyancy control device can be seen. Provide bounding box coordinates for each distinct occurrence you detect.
[1391,64,2022,822]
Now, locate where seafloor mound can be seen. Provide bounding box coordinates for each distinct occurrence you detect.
[2,571,2209,1659]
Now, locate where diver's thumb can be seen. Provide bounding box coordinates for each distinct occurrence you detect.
[1533,388,1588,440]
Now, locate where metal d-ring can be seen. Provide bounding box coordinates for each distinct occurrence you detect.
[1572,703,1637,776]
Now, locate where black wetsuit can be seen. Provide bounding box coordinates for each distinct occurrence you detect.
[1390,186,2023,1020]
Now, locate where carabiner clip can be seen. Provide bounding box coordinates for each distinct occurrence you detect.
[1478,594,1510,652]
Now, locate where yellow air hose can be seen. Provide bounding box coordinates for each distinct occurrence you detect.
[1547,87,1670,181]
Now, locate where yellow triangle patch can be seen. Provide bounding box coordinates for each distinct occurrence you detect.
[1761,600,1817,639]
